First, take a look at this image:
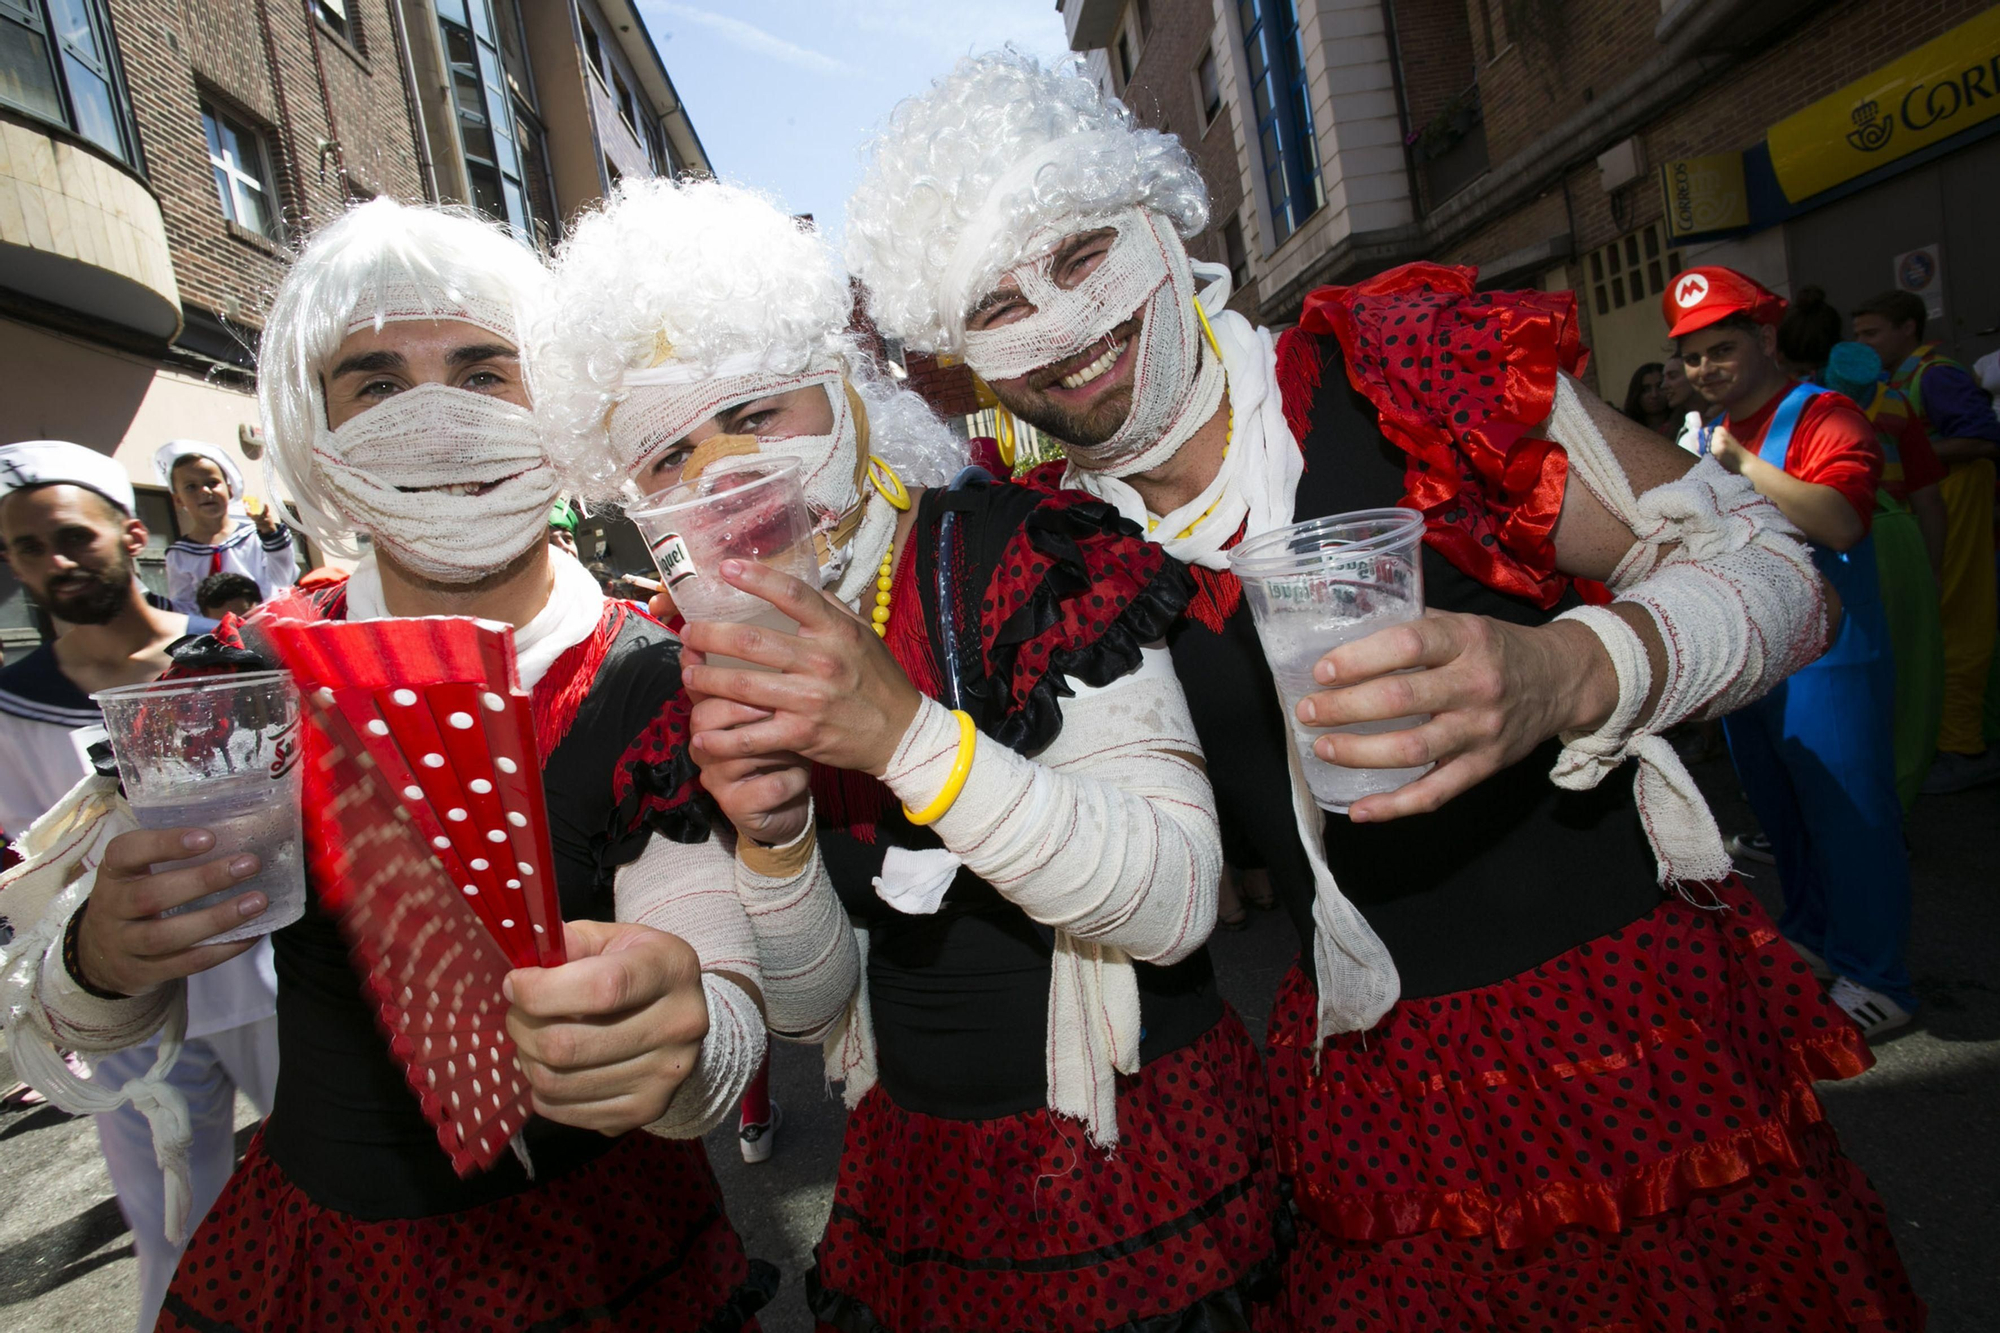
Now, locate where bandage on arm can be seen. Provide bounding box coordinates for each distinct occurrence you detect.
[612,832,767,1139]
[1545,374,1827,881]
[880,648,1220,964]
[35,922,176,1052]
[736,817,862,1044]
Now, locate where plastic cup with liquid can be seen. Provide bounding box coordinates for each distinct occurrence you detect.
[628,456,819,670]
[93,670,307,943]
[1227,508,1433,813]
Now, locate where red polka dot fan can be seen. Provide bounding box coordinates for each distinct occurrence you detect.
[257,610,564,1177]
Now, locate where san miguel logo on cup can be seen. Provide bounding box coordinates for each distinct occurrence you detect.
[650,531,698,588]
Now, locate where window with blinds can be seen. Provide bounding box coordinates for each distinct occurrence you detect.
[1589,222,1683,318]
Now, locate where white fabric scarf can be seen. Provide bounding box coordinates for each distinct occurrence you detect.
[963,210,1225,479]
[312,383,559,584]
[1061,304,1403,1042]
[345,545,606,689]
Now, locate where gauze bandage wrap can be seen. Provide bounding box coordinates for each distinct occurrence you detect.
[613,832,767,1139]
[733,817,862,1044]
[8,777,198,1240]
[310,383,559,584]
[1544,376,1828,883]
[876,651,1220,1147]
[963,210,1223,479]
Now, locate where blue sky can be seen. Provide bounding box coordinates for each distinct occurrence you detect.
[636,1,1072,245]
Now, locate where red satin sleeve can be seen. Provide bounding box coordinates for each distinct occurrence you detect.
[1296,262,1585,609]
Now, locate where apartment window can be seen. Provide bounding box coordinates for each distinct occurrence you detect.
[612,68,635,131]
[436,0,532,245]
[1116,29,1134,85]
[1240,0,1322,245]
[1589,223,1682,318]
[0,0,136,162]
[582,21,604,80]
[313,0,350,42]
[202,100,280,239]
[1222,216,1249,291]
[1134,0,1152,39]
[1196,48,1221,125]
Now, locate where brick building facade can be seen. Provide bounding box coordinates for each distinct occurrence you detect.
[1065,0,2000,403]
[0,0,708,656]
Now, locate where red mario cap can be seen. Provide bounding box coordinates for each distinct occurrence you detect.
[1661,266,1787,339]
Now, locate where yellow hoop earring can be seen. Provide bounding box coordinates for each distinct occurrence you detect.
[868,456,911,511]
[1192,294,1224,362]
[995,409,1017,469]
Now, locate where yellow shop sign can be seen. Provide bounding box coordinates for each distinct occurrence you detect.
[1768,8,2000,203]
[1658,151,1749,239]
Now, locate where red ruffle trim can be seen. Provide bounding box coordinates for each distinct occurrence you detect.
[1294,262,1586,609]
[160,1130,772,1332]
[811,1010,1281,1332]
[1266,878,1876,1255]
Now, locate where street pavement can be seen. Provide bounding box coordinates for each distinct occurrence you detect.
[2,753,1993,1331]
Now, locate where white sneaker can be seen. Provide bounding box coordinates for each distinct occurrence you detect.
[1787,938,1835,982]
[1829,977,1913,1040]
[739,1101,780,1164]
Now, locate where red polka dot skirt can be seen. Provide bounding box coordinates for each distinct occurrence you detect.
[1259,878,1925,1331]
[157,1127,775,1332]
[808,1007,1282,1332]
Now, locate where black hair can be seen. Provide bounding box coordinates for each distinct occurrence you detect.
[1852,289,1927,341]
[167,453,225,486]
[1777,286,1841,372]
[195,570,263,615]
[1621,362,1665,422]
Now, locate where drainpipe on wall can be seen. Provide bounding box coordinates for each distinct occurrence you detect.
[387,0,439,202]
[1378,0,1424,221]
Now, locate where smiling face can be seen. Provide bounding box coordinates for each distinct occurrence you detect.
[0,484,146,625]
[1677,318,1783,415]
[636,382,835,495]
[169,455,232,526]
[966,227,1143,446]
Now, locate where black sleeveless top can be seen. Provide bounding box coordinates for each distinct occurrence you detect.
[261,612,687,1219]
[1169,333,1661,998]
[816,482,1221,1121]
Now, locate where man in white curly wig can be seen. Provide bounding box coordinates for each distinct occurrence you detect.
[846,50,1924,1331]
[545,176,1290,1333]
[21,198,835,1331]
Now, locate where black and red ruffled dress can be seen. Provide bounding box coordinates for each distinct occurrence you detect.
[794,481,1283,1333]
[1138,265,1922,1331]
[158,590,774,1333]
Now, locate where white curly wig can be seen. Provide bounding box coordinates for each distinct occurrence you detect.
[530,176,962,496]
[259,198,549,556]
[844,48,1208,356]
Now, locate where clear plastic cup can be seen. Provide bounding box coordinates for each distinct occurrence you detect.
[93,670,307,943]
[628,456,819,670]
[1228,508,1433,813]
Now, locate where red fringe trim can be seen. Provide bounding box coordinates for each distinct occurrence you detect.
[531,601,625,759]
[1274,324,1324,452]
[1183,565,1243,634]
[1288,1059,1862,1253]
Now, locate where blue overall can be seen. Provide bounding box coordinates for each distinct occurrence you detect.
[1721,384,1916,1010]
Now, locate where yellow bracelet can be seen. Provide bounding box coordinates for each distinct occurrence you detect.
[902,708,977,825]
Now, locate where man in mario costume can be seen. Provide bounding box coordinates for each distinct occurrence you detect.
[1667,266,1917,1039]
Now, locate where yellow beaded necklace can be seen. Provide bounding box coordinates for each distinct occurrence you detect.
[870,539,895,637]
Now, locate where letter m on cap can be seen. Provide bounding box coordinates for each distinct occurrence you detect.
[1674,273,1709,308]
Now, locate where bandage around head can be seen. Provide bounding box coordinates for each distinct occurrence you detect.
[312,383,558,583]
[960,208,1222,478]
[609,357,870,578]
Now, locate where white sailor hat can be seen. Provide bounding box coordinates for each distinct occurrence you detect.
[0,440,136,515]
[153,439,244,498]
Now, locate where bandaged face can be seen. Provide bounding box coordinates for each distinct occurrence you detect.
[314,317,560,583]
[960,208,1222,478]
[606,359,868,583]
